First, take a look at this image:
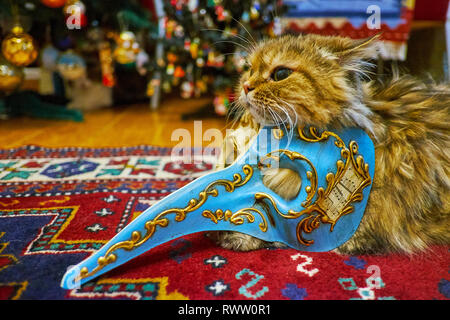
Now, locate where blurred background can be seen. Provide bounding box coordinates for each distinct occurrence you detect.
[0,0,448,148]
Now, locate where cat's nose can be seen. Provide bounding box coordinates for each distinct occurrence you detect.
[243,82,254,95]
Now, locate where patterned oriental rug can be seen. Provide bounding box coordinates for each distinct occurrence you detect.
[0,145,448,300]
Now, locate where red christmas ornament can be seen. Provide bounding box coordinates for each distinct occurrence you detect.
[173,66,185,78]
[41,0,67,8]
[99,41,115,88]
[102,74,115,87]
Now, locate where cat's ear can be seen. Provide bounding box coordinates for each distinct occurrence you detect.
[337,34,381,65]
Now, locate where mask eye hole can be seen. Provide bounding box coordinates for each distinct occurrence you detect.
[271,67,293,81]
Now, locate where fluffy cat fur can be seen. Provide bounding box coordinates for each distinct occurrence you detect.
[211,34,450,255]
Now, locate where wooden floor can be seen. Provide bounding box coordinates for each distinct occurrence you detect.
[0,97,228,149]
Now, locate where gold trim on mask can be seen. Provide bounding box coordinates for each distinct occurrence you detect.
[77,164,257,282]
[298,126,345,149]
[254,127,371,246]
[202,207,268,232]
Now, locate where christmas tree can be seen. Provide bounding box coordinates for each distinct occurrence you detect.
[151,0,286,115]
[0,0,285,119]
[0,0,156,116]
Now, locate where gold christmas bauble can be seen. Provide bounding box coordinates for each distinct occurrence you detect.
[0,56,24,92]
[113,31,140,64]
[1,26,38,67]
[113,47,137,65]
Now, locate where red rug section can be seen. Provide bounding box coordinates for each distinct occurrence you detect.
[0,145,448,300]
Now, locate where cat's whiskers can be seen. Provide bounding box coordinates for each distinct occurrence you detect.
[230,17,257,50]
[273,103,295,145]
[213,40,251,53]
[265,92,297,138]
[275,98,298,138]
[201,28,255,51]
[266,107,279,126]
[227,100,246,129]
[262,104,295,161]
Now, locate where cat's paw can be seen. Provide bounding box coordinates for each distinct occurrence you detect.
[207,231,266,251]
[207,231,283,251]
[207,231,285,251]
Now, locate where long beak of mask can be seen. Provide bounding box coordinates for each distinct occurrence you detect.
[61,126,375,289]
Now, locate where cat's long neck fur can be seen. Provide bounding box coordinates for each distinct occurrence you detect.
[337,73,376,139]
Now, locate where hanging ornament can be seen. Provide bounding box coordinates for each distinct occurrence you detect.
[173,66,185,78]
[215,5,226,21]
[233,50,248,73]
[174,25,185,38]
[146,78,160,97]
[195,79,207,97]
[171,0,184,12]
[113,47,137,65]
[196,57,205,68]
[113,31,140,65]
[24,2,36,10]
[207,50,224,68]
[207,50,215,66]
[187,0,198,12]
[146,82,154,97]
[165,19,177,39]
[241,11,250,23]
[0,55,24,93]
[57,51,86,80]
[162,80,172,93]
[180,81,194,99]
[250,1,261,20]
[190,38,200,59]
[167,52,178,64]
[184,39,191,51]
[1,25,38,67]
[171,65,184,86]
[272,17,283,37]
[41,0,66,8]
[136,51,149,76]
[166,63,175,75]
[98,42,115,87]
[213,92,230,116]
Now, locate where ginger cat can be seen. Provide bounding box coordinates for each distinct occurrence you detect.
[211,34,450,255]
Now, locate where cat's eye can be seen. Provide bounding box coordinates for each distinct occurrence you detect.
[271,67,293,81]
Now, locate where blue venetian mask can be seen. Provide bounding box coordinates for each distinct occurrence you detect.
[61,125,375,289]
